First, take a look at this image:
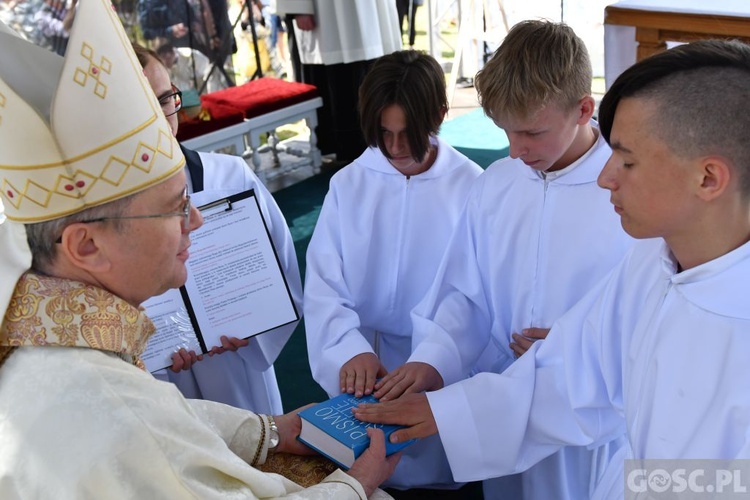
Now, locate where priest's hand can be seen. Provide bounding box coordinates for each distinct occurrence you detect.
[170,336,250,371]
[170,348,203,372]
[274,404,319,456]
[353,393,438,443]
[346,428,401,498]
[339,352,387,398]
[373,362,443,401]
[207,335,249,356]
[510,328,550,358]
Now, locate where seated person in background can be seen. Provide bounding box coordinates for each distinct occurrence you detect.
[356,38,750,499]
[0,3,397,496]
[303,50,483,497]
[371,20,634,500]
[134,43,302,416]
[156,42,223,93]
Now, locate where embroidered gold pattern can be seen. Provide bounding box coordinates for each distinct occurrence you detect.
[0,126,178,214]
[81,288,124,353]
[256,454,339,487]
[0,273,155,369]
[38,276,85,345]
[73,42,112,99]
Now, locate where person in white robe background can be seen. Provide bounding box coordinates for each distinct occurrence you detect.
[0,2,398,497]
[303,50,483,497]
[369,20,633,500]
[354,39,750,499]
[155,42,223,94]
[133,44,302,416]
[275,0,401,163]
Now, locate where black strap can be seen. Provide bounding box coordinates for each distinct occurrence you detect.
[181,145,204,193]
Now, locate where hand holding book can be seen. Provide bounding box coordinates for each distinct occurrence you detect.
[347,428,401,498]
[273,404,401,498]
[297,393,416,469]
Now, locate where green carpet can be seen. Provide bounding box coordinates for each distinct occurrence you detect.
[272,169,334,411]
[439,108,510,168]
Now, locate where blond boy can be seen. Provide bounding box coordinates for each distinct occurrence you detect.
[369,20,633,499]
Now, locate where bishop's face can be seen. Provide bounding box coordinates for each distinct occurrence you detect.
[98,171,203,306]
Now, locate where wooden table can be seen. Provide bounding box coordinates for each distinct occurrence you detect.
[603,0,750,88]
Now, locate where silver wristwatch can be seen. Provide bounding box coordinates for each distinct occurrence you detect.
[267,415,280,453]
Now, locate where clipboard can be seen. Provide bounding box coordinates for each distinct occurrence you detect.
[141,189,299,373]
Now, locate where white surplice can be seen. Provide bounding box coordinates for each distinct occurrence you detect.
[154,151,302,415]
[276,0,401,65]
[427,237,750,496]
[409,128,635,499]
[304,136,482,489]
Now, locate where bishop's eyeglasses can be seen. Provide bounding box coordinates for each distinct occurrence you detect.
[55,186,192,243]
[159,84,183,117]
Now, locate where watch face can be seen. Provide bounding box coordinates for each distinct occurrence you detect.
[269,417,280,451]
[269,430,280,449]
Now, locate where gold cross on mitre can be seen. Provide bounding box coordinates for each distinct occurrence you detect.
[74,42,113,99]
[0,0,185,223]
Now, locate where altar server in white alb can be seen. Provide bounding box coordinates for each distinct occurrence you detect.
[134,44,302,416]
[369,21,633,500]
[304,50,483,493]
[0,2,398,497]
[356,39,750,498]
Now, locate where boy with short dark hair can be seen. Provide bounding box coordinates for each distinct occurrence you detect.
[357,38,750,500]
[370,20,633,499]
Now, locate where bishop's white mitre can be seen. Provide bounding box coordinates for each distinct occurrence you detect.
[0,0,184,223]
[0,0,185,322]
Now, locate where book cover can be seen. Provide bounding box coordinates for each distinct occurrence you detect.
[297,393,416,470]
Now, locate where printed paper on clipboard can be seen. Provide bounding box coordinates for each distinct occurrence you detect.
[140,189,299,372]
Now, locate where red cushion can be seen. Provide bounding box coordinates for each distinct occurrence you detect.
[176,101,245,142]
[201,77,319,119]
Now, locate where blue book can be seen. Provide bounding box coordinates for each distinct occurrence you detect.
[297,393,416,470]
